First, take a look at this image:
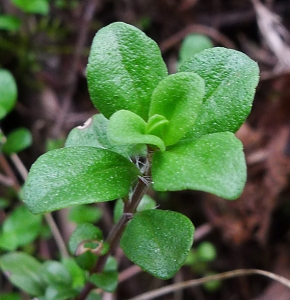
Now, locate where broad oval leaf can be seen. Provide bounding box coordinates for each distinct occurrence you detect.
[152,132,246,199]
[40,261,72,287]
[2,127,32,154]
[87,22,168,120]
[23,147,140,214]
[108,110,166,151]
[0,205,42,251]
[180,47,259,139]
[0,69,17,119]
[149,72,204,145]
[0,252,45,296]
[121,209,194,279]
[0,15,21,31]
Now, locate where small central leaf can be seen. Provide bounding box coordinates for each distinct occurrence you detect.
[108,110,166,151]
[149,72,204,146]
[146,114,169,137]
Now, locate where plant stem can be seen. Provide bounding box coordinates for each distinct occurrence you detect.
[76,150,153,300]
[127,269,290,300]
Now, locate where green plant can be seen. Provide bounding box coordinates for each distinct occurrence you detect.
[185,241,221,292]
[178,33,213,67]
[0,22,259,299]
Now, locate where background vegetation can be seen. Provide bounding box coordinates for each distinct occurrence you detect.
[1,0,290,299]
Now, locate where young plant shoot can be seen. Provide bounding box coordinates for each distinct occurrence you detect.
[22,22,259,297]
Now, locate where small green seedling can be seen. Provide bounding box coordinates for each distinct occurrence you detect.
[179,33,213,66]
[1,22,259,299]
[185,241,221,292]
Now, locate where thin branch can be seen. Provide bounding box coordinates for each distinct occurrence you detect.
[128,269,290,300]
[0,173,15,187]
[0,153,21,190]
[10,153,28,179]
[44,213,69,258]
[4,148,69,258]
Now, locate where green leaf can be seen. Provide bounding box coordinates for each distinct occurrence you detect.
[179,34,213,65]
[0,15,21,31]
[65,113,145,158]
[61,257,86,289]
[11,0,49,14]
[0,252,45,296]
[87,292,102,300]
[0,69,17,119]
[44,286,77,300]
[152,132,246,199]
[23,147,140,214]
[89,257,118,292]
[68,204,102,224]
[2,127,32,154]
[0,292,22,300]
[90,271,118,293]
[108,110,165,151]
[68,223,103,255]
[196,241,217,262]
[40,261,72,287]
[121,209,194,279]
[179,47,259,139]
[149,72,204,145]
[0,205,42,251]
[87,22,167,120]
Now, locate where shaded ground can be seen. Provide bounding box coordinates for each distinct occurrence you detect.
[2,0,290,299]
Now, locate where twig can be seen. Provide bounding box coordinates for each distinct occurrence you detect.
[0,173,15,187]
[128,269,290,300]
[5,148,69,258]
[44,213,69,258]
[10,153,28,179]
[0,153,20,190]
[160,24,236,53]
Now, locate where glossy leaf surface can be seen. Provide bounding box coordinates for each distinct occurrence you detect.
[87,22,167,120]
[180,47,259,138]
[24,147,140,214]
[149,72,204,145]
[108,110,165,151]
[152,132,246,199]
[121,209,194,279]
